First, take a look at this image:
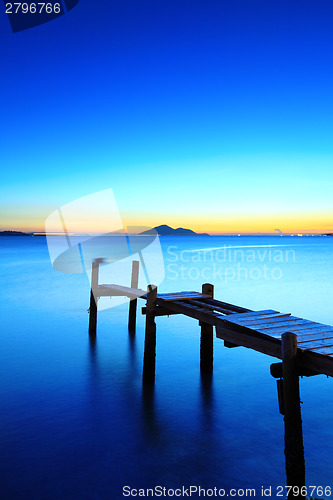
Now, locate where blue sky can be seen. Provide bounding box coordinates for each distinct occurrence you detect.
[1,0,332,233]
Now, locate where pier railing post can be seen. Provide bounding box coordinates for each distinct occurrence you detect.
[143,285,157,385]
[89,259,101,337]
[128,260,139,333]
[282,331,306,498]
[200,283,214,374]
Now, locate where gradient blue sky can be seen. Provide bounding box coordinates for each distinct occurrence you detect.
[1,0,332,233]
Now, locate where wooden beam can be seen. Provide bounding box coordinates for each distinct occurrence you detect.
[200,298,252,314]
[200,284,214,373]
[186,299,237,315]
[297,349,333,377]
[216,326,282,358]
[276,379,285,415]
[281,332,306,497]
[143,285,157,385]
[270,362,319,379]
[142,306,180,317]
[88,259,101,337]
[128,260,139,332]
[224,340,239,348]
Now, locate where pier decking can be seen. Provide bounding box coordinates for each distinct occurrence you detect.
[88,260,332,498]
[94,280,333,378]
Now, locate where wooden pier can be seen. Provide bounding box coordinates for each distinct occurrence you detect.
[88,259,333,498]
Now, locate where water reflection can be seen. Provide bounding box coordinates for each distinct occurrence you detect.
[200,371,214,410]
[86,326,307,496]
[128,328,136,361]
[141,384,159,443]
[88,332,98,378]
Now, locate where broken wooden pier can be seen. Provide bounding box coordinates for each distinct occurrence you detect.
[88,259,333,498]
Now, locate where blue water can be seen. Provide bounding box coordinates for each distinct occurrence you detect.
[1,236,333,499]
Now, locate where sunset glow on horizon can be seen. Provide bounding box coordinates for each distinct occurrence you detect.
[3,210,333,236]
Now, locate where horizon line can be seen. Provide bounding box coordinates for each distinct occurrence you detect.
[0,229,331,237]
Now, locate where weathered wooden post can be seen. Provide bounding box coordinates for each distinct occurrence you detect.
[88,259,101,337]
[282,332,306,498]
[128,260,139,333]
[143,284,157,385]
[200,283,214,374]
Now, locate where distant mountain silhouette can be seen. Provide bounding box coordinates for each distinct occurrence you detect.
[0,230,29,236]
[140,224,209,236]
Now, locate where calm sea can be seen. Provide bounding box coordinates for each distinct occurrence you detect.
[1,235,333,499]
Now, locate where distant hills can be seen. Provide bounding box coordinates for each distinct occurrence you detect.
[140,224,209,236]
[0,230,29,236]
[0,226,208,237]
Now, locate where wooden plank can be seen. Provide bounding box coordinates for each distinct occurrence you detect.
[300,339,333,348]
[157,292,212,301]
[297,331,333,343]
[222,320,315,338]
[157,291,197,298]
[228,313,292,325]
[291,325,333,335]
[226,315,300,327]
[301,343,333,353]
[233,312,292,322]
[243,319,314,330]
[156,300,333,369]
[257,323,322,336]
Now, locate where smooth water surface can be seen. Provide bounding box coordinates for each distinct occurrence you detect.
[1,236,333,499]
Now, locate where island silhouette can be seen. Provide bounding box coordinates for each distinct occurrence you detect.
[140,225,209,236]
